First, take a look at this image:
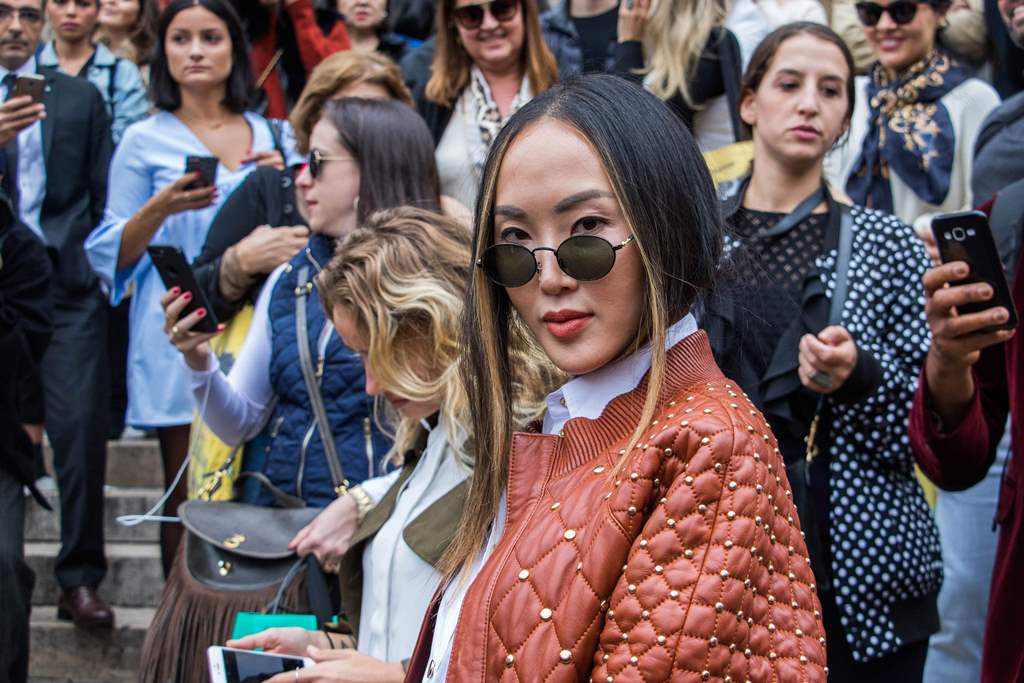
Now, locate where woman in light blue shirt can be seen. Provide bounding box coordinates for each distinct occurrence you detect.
[85,0,299,576]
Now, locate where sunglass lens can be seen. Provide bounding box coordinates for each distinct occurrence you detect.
[453,4,484,28]
[481,243,536,287]
[556,235,615,281]
[888,1,918,23]
[308,151,320,179]
[491,0,517,21]
[855,2,883,25]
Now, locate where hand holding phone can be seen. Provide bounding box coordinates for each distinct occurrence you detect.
[0,75,46,146]
[148,245,221,335]
[207,646,312,683]
[930,211,1018,332]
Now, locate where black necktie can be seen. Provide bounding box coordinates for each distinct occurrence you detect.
[1,73,20,208]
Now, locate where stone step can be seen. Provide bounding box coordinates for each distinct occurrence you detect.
[25,487,162,543]
[27,542,165,608]
[29,606,151,682]
[43,439,164,488]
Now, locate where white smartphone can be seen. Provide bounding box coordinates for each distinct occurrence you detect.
[207,646,313,683]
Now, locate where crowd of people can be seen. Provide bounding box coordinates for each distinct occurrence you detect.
[0,0,1022,681]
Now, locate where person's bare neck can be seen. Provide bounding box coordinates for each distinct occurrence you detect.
[743,149,825,214]
[97,26,130,51]
[570,0,618,18]
[54,34,96,68]
[176,87,232,125]
[348,26,379,52]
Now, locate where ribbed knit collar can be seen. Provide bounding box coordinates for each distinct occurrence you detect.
[518,330,725,479]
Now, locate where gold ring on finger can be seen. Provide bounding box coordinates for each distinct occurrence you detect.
[171,325,180,337]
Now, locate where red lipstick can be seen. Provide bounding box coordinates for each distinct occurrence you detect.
[542,309,593,340]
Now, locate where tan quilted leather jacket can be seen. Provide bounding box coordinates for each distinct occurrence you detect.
[409,332,827,682]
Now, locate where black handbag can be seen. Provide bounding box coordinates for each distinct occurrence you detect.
[177,263,345,623]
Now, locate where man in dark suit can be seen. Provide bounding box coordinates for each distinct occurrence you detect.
[0,0,115,627]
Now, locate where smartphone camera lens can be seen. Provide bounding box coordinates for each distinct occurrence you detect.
[967,229,976,237]
[952,228,966,241]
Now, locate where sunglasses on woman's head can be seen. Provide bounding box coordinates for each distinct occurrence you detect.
[451,0,519,30]
[477,234,635,288]
[855,0,923,26]
[307,149,354,180]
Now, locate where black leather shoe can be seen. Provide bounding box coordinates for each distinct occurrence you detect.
[57,587,115,627]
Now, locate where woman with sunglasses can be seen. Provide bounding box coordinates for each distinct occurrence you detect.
[404,74,827,682]
[705,23,941,682]
[407,0,559,208]
[192,50,415,328]
[140,99,440,683]
[825,0,998,236]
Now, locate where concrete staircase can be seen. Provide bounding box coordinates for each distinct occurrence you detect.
[27,440,165,683]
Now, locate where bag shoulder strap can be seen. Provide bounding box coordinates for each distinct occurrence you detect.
[295,264,348,495]
[266,118,286,159]
[828,205,855,326]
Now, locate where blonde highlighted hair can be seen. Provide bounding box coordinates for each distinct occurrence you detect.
[425,0,559,106]
[644,0,730,108]
[289,51,413,153]
[317,207,473,465]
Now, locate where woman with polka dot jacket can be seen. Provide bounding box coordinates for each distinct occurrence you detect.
[703,23,941,682]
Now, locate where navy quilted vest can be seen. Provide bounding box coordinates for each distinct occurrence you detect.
[254,234,391,508]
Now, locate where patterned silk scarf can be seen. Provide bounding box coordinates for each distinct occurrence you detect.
[467,65,532,176]
[846,51,968,213]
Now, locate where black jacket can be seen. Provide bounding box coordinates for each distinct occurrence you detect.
[31,67,112,293]
[193,166,305,323]
[400,37,455,146]
[0,193,53,489]
[539,1,641,79]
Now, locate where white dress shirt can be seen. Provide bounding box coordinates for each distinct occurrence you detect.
[0,57,47,240]
[423,314,700,681]
[358,421,470,663]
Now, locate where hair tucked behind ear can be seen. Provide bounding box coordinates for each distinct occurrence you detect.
[445,75,723,580]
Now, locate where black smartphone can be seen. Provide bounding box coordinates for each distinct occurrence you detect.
[184,155,218,190]
[13,74,45,104]
[932,210,1018,332]
[146,245,220,334]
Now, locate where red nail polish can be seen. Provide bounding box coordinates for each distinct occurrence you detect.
[182,291,193,302]
[170,286,180,296]
[196,308,206,317]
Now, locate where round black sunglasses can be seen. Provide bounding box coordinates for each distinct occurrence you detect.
[477,234,635,288]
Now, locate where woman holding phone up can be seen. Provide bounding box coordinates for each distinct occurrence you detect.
[84,0,298,577]
[405,74,827,682]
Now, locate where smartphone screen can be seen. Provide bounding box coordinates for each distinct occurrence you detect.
[222,649,306,683]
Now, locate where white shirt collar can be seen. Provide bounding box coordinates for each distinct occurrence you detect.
[542,314,699,435]
[0,56,38,81]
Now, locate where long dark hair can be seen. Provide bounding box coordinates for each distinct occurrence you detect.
[321,98,442,220]
[149,0,254,113]
[446,74,724,578]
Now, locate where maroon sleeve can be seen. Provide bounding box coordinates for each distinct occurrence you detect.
[285,0,351,72]
[908,341,1010,491]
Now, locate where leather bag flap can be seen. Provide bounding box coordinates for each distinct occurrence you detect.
[178,501,320,560]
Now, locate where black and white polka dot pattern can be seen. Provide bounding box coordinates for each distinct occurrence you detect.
[723,204,943,662]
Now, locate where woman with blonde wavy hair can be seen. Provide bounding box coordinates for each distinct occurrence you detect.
[228,207,550,681]
[638,0,747,151]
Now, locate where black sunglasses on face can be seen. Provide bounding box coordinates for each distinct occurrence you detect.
[307,148,353,180]
[451,0,519,30]
[855,0,923,26]
[0,5,43,23]
[477,234,635,288]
